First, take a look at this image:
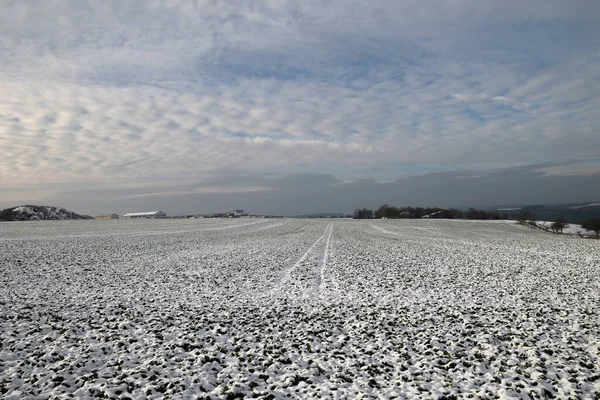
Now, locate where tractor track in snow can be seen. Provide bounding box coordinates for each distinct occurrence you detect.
[269,223,333,299]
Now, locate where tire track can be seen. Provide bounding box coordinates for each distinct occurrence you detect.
[316,223,333,297]
[267,223,331,298]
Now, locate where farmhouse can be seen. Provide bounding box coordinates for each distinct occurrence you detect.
[225,209,249,217]
[96,214,119,220]
[122,211,167,219]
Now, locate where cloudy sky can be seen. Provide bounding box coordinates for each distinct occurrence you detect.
[1,1,599,215]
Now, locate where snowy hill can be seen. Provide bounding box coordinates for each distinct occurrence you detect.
[0,205,93,221]
[511,203,600,223]
[534,220,597,237]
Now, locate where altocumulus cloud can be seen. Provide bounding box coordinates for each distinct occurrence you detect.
[0,0,599,214]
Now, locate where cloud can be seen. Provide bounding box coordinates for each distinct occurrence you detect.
[1,1,599,213]
[121,186,274,199]
[3,163,599,215]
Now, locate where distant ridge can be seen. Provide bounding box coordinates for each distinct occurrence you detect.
[475,202,600,224]
[504,202,600,224]
[569,202,600,209]
[291,213,348,218]
[0,205,93,221]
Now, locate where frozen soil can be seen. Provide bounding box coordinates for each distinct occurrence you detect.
[1,219,599,399]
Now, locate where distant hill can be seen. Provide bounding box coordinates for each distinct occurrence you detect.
[291,213,348,218]
[0,205,94,221]
[488,202,600,223]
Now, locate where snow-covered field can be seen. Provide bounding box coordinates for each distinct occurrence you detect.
[534,221,596,237]
[1,219,599,399]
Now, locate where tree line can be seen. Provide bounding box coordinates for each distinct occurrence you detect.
[352,204,600,238]
[353,204,517,220]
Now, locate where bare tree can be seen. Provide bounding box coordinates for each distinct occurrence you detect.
[551,218,567,234]
[581,217,600,238]
[516,211,533,225]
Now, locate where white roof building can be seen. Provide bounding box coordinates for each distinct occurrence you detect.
[122,211,167,219]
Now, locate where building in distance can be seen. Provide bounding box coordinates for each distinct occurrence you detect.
[225,209,249,218]
[95,214,119,220]
[122,211,167,219]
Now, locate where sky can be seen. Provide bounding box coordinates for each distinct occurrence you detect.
[1,0,599,216]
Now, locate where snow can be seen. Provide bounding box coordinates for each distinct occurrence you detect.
[569,203,600,209]
[534,221,596,236]
[1,218,599,398]
[422,210,443,218]
[7,205,87,221]
[122,211,164,217]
